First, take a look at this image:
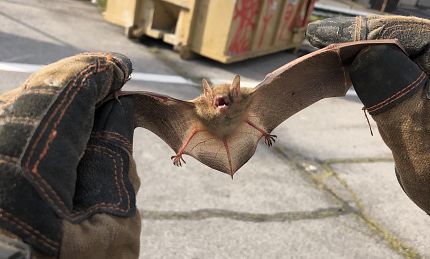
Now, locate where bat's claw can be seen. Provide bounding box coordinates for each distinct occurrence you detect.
[171,154,186,167]
[263,134,277,147]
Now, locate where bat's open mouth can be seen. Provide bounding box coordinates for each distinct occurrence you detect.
[214,96,230,112]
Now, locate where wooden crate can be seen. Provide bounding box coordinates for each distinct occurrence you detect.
[103,0,196,40]
[189,0,315,63]
[103,0,142,36]
[131,0,196,48]
[103,0,315,63]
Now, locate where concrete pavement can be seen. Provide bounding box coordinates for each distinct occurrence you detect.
[0,0,429,258]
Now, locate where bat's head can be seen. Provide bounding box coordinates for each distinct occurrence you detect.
[201,75,245,114]
[196,75,253,136]
[202,76,240,113]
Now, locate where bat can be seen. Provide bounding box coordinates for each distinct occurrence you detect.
[115,39,403,177]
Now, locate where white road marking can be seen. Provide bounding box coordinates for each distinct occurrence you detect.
[0,61,359,97]
[0,62,41,73]
[131,73,194,85]
[0,61,195,85]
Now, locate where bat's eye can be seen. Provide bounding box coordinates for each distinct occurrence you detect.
[214,96,230,109]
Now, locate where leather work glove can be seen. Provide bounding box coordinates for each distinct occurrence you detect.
[306,16,430,214]
[0,53,141,258]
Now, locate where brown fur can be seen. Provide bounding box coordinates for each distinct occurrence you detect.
[193,76,253,138]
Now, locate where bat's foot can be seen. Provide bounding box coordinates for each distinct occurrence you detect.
[171,154,186,167]
[263,134,277,147]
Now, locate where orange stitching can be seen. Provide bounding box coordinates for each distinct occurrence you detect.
[21,58,132,220]
[367,72,427,112]
[86,145,123,205]
[30,64,110,172]
[99,131,130,143]
[91,131,133,151]
[0,209,59,250]
[95,136,132,152]
[89,145,131,211]
[80,52,129,80]
[23,145,130,221]
[24,64,97,170]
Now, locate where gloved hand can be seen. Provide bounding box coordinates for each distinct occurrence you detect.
[306,15,430,214]
[0,53,141,258]
[307,15,429,73]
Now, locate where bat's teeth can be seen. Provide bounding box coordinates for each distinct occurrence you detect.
[214,96,230,108]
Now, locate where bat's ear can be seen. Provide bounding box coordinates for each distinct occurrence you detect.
[202,79,213,98]
[231,75,240,97]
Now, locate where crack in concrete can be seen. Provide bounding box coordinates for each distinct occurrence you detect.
[325,157,394,164]
[272,146,419,259]
[324,163,418,259]
[140,206,351,222]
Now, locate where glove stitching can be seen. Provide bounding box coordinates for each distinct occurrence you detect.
[24,63,99,171]
[85,145,131,212]
[354,16,362,41]
[20,58,131,221]
[96,131,131,145]
[0,209,59,252]
[86,145,123,206]
[26,144,130,221]
[32,59,110,171]
[92,131,133,152]
[96,66,114,105]
[93,135,132,153]
[80,52,129,84]
[367,72,427,113]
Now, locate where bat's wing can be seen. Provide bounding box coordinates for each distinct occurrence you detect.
[129,91,197,153]
[115,40,404,177]
[248,39,403,133]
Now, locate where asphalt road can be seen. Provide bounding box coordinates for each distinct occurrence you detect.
[1,0,429,258]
